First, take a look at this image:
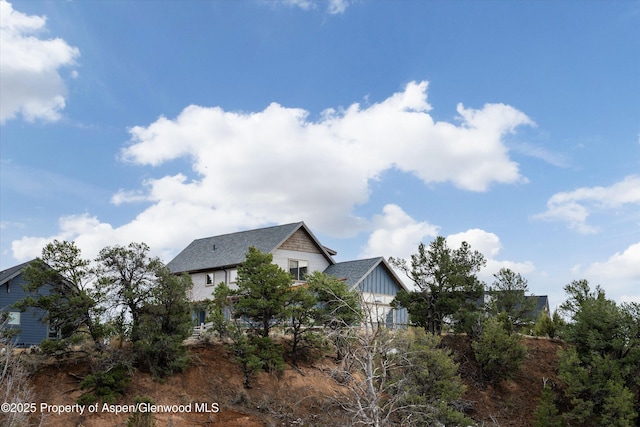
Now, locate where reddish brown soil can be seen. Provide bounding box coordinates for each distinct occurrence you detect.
[26,336,564,426]
[29,343,348,427]
[444,334,565,427]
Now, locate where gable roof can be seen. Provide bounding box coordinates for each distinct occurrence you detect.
[324,257,408,292]
[0,260,33,285]
[167,222,335,274]
[526,295,550,314]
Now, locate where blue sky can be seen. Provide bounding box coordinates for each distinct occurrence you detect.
[1,0,639,308]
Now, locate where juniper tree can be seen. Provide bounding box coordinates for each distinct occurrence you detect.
[233,246,293,337]
[487,268,537,335]
[390,236,485,335]
[95,242,163,343]
[558,280,639,426]
[135,268,193,377]
[15,240,107,348]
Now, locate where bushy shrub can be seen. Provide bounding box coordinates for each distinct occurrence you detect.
[232,333,263,388]
[252,335,286,374]
[472,317,526,383]
[288,331,329,364]
[39,338,67,354]
[533,384,562,427]
[135,336,190,379]
[393,329,473,426]
[533,311,565,339]
[78,363,131,404]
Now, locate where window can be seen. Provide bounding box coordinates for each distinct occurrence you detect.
[228,269,238,284]
[289,259,308,281]
[8,311,20,325]
[206,271,225,286]
[48,324,61,339]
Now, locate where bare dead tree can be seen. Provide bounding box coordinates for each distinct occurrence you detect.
[322,293,413,426]
[323,292,471,427]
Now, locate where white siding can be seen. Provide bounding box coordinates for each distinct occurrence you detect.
[360,293,398,327]
[189,269,239,302]
[271,249,331,277]
[190,272,215,301]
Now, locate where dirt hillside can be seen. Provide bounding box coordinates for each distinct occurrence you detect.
[26,335,563,426]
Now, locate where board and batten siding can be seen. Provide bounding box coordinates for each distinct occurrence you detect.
[357,264,409,328]
[358,264,402,295]
[1,272,50,347]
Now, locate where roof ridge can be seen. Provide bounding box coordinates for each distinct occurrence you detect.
[333,257,382,264]
[193,222,303,241]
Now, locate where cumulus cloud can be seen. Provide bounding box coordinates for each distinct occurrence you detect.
[584,242,640,283]
[121,81,531,228]
[0,0,79,124]
[446,229,535,283]
[12,81,532,263]
[565,242,640,303]
[534,175,640,234]
[359,204,439,259]
[358,210,534,288]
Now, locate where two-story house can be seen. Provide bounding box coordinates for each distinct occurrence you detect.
[167,222,408,329]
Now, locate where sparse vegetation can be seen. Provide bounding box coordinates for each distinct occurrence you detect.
[11,238,640,426]
[127,395,156,427]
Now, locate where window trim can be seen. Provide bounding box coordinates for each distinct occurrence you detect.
[7,311,20,325]
[288,259,309,281]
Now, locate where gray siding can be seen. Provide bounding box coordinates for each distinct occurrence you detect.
[358,264,401,295]
[1,272,50,347]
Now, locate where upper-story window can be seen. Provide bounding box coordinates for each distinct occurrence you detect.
[289,259,308,281]
[206,271,226,286]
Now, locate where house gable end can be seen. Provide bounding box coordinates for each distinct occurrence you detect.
[279,228,322,254]
[358,262,407,296]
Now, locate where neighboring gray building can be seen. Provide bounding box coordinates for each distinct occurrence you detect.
[168,222,409,328]
[1,261,56,347]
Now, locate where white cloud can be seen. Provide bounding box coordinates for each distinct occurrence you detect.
[359,204,439,259]
[584,242,640,283]
[359,212,534,289]
[534,175,640,234]
[13,81,532,264]
[327,0,350,14]
[0,0,79,124]
[564,242,640,303]
[279,0,351,14]
[447,228,535,283]
[281,0,315,11]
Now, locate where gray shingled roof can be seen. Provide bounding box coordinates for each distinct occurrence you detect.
[526,295,550,314]
[167,222,322,273]
[323,257,383,287]
[0,260,32,285]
